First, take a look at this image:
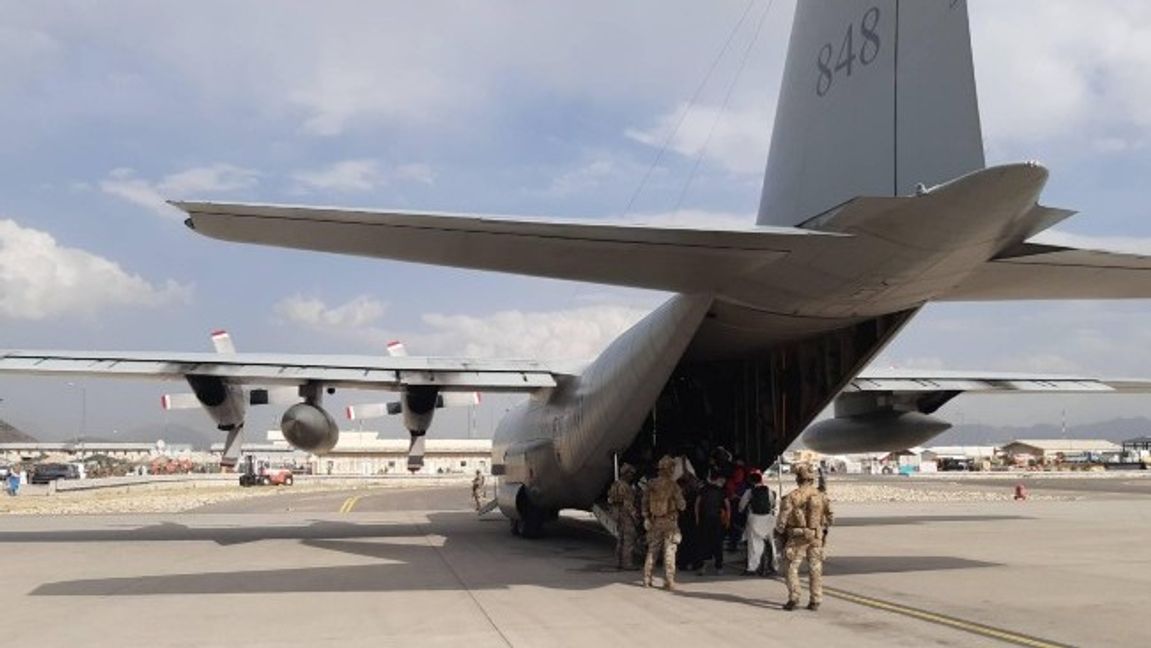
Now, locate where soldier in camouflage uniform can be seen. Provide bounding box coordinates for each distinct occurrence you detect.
[607,463,639,569]
[642,455,687,590]
[471,470,486,511]
[775,463,833,611]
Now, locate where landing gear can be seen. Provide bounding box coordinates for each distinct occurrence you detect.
[510,488,554,539]
[508,510,547,538]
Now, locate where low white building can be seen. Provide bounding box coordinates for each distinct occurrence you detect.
[0,441,159,464]
[212,431,493,475]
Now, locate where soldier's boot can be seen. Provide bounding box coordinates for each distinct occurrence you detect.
[782,600,798,611]
[806,601,820,611]
[664,579,677,592]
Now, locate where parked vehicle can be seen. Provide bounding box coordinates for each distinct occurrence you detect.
[30,463,80,484]
[238,456,294,487]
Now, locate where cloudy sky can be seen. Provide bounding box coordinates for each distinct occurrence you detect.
[4,0,1151,442]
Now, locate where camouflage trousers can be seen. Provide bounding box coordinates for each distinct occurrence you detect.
[784,536,825,604]
[472,488,482,510]
[614,512,638,568]
[643,520,681,587]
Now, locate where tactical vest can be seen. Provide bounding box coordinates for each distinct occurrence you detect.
[647,477,676,518]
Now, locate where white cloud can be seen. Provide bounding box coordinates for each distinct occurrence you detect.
[546,159,619,197]
[99,169,177,218]
[394,163,436,185]
[625,103,772,176]
[416,304,649,360]
[100,164,259,218]
[1030,230,1151,255]
[292,159,436,193]
[275,295,388,333]
[158,164,260,195]
[0,219,190,320]
[971,1,1151,153]
[274,294,650,361]
[293,159,382,192]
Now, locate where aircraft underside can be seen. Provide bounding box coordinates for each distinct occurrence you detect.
[491,295,918,535]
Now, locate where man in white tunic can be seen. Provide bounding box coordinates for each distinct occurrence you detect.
[738,470,776,575]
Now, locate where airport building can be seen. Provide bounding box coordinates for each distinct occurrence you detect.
[0,441,167,463]
[1000,439,1121,464]
[1122,436,1151,458]
[211,431,493,475]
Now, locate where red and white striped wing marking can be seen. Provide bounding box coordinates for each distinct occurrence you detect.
[211,329,236,355]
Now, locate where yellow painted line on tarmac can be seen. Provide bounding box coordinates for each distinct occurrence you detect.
[822,586,1074,648]
[338,495,362,514]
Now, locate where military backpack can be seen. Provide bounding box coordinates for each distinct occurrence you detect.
[749,485,775,515]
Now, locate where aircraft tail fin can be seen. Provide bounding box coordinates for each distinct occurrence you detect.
[758,1,984,227]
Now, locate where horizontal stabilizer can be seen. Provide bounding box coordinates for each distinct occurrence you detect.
[176,202,841,293]
[944,242,1151,300]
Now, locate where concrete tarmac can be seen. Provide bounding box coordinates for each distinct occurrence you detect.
[0,480,1147,647]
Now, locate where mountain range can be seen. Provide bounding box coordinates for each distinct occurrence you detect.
[0,418,38,443]
[930,417,1150,446]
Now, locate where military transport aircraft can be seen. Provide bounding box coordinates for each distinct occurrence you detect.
[5,2,1151,535]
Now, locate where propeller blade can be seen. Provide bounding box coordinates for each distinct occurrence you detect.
[441,392,481,408]
[250,386,300,406]
[346,402,400,420]
[211,329,236,355]
[160,393,202,410]
[219,425,245,469]
[407,432,426,472]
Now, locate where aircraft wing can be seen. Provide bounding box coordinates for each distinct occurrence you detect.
[175,201,845,293]
[942,242,1151,300]
[0,350,562,393]
[847,368,1151,413]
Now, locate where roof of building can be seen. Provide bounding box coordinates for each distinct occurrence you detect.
[1002,439,1121,453]
[924,446,999,458]
[1122,436,1151,444]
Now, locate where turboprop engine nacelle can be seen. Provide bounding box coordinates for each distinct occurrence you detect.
[802,411,951,454]
[185,375,246,431]
[280,402,339,454]
[400,385,439,433]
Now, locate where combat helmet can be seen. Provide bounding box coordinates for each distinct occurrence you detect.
[794,463,816,483]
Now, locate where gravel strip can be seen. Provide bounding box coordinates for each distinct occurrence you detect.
[822,482,1072,503]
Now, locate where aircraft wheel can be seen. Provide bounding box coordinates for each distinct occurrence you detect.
[520,514,545,539]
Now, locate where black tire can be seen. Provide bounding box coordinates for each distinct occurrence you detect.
[284,475,294,486]
[520,514,545,539]
[238,476,249,487]
[261,476,271,486]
